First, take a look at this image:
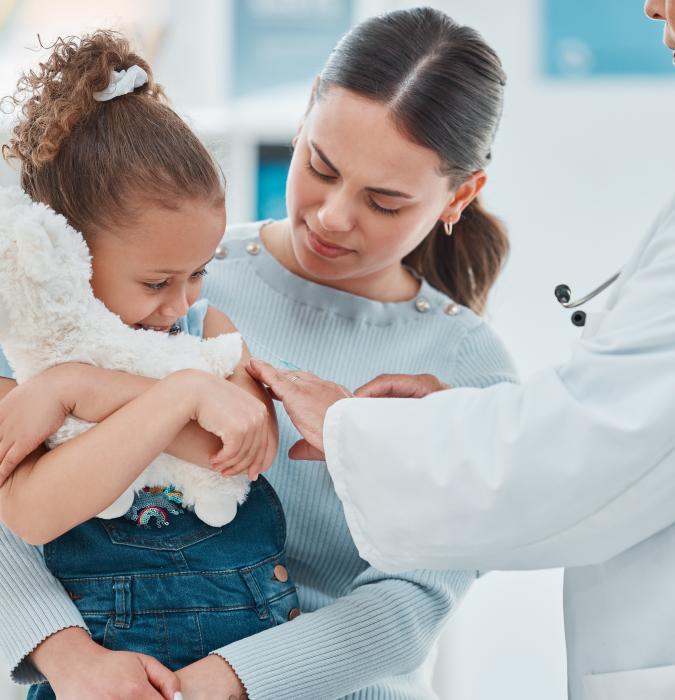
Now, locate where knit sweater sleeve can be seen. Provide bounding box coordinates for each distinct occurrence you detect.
[0,525,88,685]
[0,349,88,685]
[213,567,473,699]
[213,322,517,699]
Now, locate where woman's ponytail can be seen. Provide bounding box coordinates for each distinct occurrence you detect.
[403,198,509,314]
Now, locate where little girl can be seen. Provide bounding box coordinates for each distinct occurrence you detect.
[0,31,298,699]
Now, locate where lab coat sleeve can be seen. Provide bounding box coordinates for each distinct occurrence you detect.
[324,203,675,573]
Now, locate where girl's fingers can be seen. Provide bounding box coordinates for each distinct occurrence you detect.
[0,441,17,487]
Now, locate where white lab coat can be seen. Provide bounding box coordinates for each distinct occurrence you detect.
[323,195,675,700]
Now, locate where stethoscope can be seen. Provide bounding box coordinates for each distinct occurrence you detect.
[554,271,621,326]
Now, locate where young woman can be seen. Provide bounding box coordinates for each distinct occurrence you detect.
[0,8,515,699]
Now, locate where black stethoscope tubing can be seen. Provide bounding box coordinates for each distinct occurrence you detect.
[554,272,621,326]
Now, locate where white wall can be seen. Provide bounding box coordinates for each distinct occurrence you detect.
[3,1,675,698]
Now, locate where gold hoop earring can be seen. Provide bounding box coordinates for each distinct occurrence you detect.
[443,221,453,236]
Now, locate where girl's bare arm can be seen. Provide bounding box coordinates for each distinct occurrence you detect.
[0,367,269,545]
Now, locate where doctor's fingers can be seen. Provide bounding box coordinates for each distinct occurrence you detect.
[355,373,450,399]
[288,439,325,461]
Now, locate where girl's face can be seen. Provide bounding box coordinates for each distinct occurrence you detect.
[645,0,675,56]
[88,198,225,331]
[284,86,484,292]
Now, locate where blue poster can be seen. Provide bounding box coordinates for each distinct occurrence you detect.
[543,0,673,77]
[257,144,291,220]
[233,0,353,96]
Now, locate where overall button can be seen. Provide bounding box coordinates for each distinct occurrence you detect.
[246,241,261,256]
[273,564,289,583]
[444,302,459,316]
[288,607,301,621]
[415,297,431,313]
[214,244,228,259]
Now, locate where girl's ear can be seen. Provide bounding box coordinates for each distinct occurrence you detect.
[442,170,487,224]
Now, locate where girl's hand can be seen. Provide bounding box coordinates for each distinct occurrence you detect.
[31,627,181,700]
[0,367,74,487]
[176,655,247,700]
[184,371,274,478]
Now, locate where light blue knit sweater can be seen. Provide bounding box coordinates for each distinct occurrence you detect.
[0,221,517,699]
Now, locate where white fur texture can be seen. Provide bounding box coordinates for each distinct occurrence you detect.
[0,186,249,527]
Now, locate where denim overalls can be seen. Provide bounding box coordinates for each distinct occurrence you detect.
[29,301,298,698]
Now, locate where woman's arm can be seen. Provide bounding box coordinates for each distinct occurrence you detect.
[0,369,267,545]
[209,566,467,699]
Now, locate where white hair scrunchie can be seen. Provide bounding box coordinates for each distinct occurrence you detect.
[93,65,148,102]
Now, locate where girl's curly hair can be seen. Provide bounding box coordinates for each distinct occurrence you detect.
[2,30,223,236]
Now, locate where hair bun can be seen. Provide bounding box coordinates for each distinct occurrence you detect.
[2,30,163,169]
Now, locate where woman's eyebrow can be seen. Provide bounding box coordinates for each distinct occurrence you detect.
[311,140,413,199]
[311,141,340,173]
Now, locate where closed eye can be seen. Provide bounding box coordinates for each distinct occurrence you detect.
[367,198,401,216]
[144,268,208,291]
[306,161,337,183]
[144,279,168,290]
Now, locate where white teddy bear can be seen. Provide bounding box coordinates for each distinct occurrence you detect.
[0,186,250,527]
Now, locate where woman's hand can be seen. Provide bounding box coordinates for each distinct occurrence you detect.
[0,366,74,487]
[31,627,181,700]
[184,371,274,478]
[355,373,450,398]
[176,655,247,700]
[246,359,352,460]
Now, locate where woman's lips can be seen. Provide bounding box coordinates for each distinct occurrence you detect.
[306,227,354,259]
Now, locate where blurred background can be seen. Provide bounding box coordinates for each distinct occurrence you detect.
[1,0,674,698]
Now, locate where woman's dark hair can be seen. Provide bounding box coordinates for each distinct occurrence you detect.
[317,7,508,313]
[2,31,223,238]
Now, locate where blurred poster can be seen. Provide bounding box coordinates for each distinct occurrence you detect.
[543,0,673,77]
[257,144,291,220]
[232,0,353,96]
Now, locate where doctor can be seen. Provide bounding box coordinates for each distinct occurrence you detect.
[247,1,675,698]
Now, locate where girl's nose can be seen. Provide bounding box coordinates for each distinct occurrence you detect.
[160,287,190,319]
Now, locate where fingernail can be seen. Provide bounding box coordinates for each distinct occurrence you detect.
[174,693,184,700]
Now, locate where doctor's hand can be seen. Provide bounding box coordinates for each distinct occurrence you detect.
[355,373,450,399]
[246,359,352,461]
